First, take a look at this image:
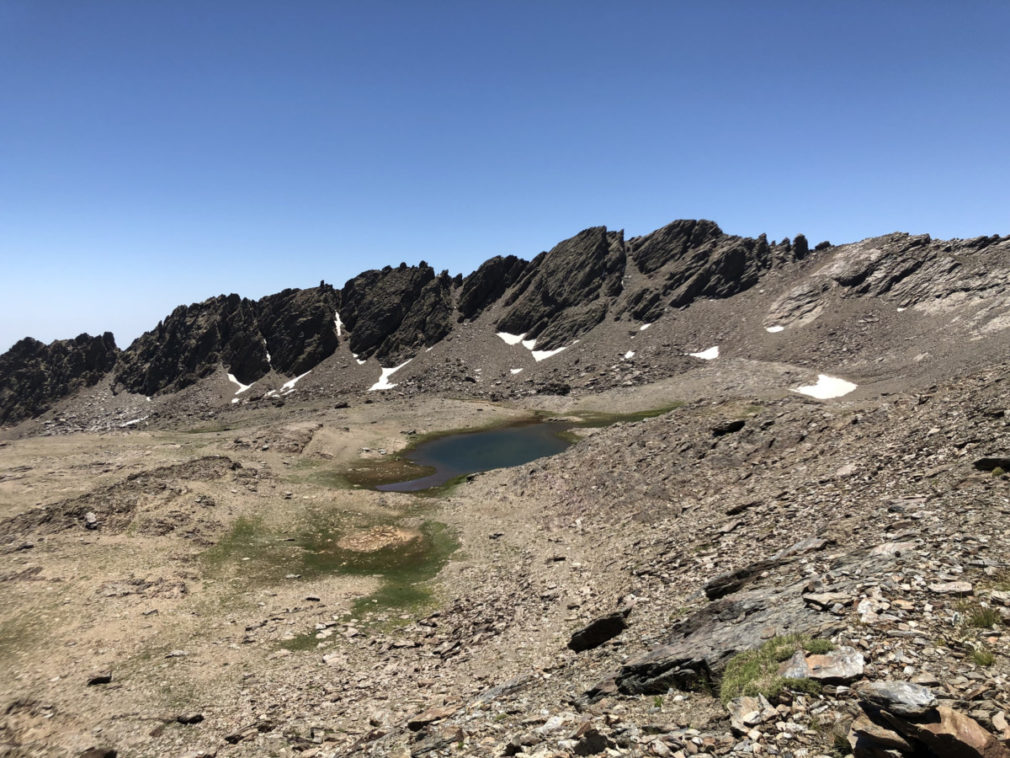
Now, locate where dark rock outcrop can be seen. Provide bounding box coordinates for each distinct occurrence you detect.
[0,332,118,424]
[629,219,724,275]
[114,295,263,395]
[339,264,454,364]
[567,609,631,652]
[497,227,625,348]
[626,220,791,309]
[458,255,527,321]
[113,286,339,396]
[258,286,340,376]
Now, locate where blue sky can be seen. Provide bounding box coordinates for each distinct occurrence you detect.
[2,1,1008,352]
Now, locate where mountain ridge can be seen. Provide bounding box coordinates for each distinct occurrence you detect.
[3,218,1009,429]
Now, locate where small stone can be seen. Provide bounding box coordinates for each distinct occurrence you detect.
[87,672,112,686]
[804,647,865,683]
[929,581,973,596]
[858,681,937,718]
[407,704,458,731]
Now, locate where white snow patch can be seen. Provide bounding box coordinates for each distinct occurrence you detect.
[263,340,272,366]
[369,359,411,391]
[119,416,149,428]
[231,398,239,404]
[281,371,311,392]
[496,331,526,345]
[334,311,344,337]
[639,323,652,331]
[531,346,566,362]
[624,350,635,359]
[510,368,523,375]
[227,373,253,395]
[793,374,857,399]
[146,397,151,403]
[498,330,569,362]
[352,353,366,365]
[425,346,434,352]
[897,307,906,313]
[688,346,719,360]
[766,325,785,333]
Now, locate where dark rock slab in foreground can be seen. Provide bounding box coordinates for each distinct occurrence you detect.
[850,681,1010,758]
[567,609,631,652]
[973,457,1010,472]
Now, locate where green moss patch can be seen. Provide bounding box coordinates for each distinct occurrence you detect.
[202,515,457,621]
[720,634,834,703]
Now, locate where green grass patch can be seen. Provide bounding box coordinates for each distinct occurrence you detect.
[972,645,996,667]
[340,458,436,489]
[720,634,834,703]
[279,630,328,652]
[957,600,1003,629]
[203,514,458,629]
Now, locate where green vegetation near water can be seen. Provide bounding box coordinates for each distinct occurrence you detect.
[202,515,458,621]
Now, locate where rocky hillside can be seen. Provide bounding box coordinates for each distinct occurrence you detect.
[3,219,1010,430]
[0,332,117,425]
[112,285,341,396]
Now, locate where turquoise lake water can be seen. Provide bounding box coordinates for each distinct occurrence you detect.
[376,421,573,492]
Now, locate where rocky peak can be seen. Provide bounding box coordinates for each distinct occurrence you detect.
[112,285,340,396]
[628,218,725,274]
[496,226,626,349]
[257,284,340,376]
[767,231,1010,330]
[0,332,118,424]
[338,262,454,364]
[457,255,527,321]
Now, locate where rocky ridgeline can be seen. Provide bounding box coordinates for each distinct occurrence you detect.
[113,285,342,395]
[0,332,117,425]
[0,219,813,426]
[5,219,1010,429]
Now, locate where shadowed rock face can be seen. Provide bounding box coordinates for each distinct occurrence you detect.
[114,295,262,395]
[497,227,626,349]
[0,333,118,424]
[339,263,455,365]
[458,255,527,321]
[625,220,796,310]
[113,285,340,396]
[258,286,340,376]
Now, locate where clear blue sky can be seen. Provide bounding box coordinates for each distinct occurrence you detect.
[2,1,1008,352]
